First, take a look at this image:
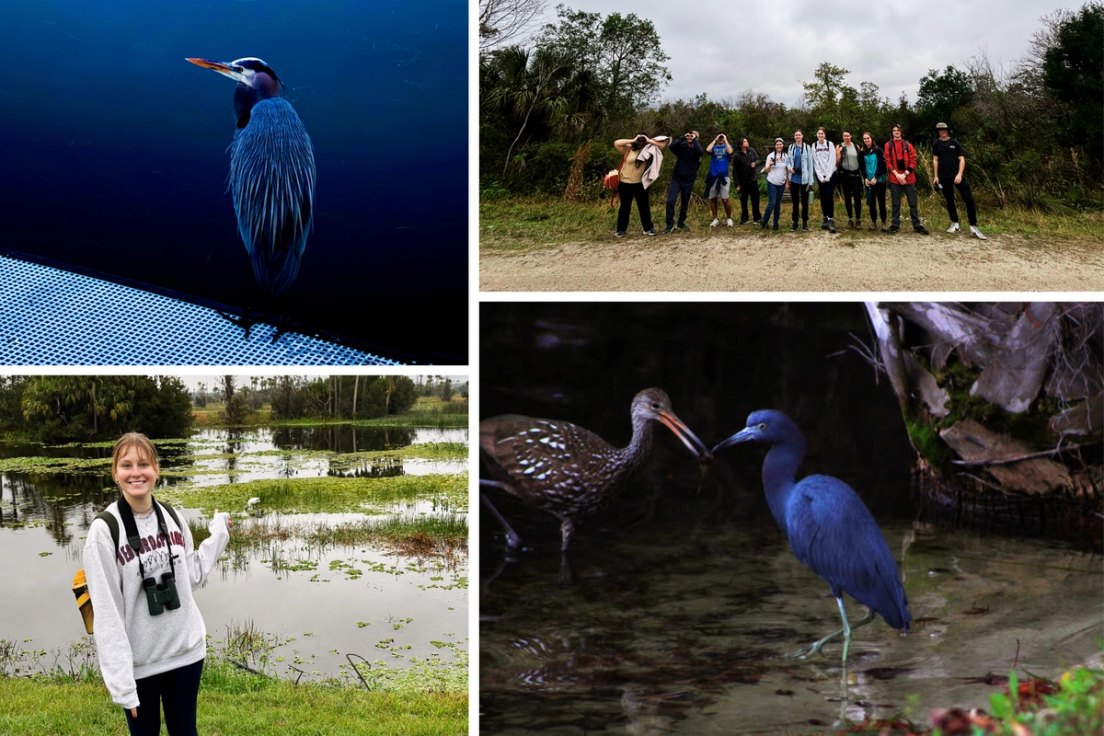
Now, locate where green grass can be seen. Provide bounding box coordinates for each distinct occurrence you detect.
[480,194,1104,250]
[160,473,469,515]
[0,669,467,736]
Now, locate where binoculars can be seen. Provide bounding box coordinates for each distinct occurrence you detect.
[142,572,181,616]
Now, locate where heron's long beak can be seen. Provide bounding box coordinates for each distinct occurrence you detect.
[658,411,713,463]
[186,58,249,85]
[712,427,758,454]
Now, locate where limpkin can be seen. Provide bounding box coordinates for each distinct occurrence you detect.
[712,410,910,686]
[480,388,711,583]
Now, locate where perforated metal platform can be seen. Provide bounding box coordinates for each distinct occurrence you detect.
[0,255,405,366]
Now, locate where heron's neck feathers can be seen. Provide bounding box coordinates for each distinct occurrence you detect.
[762,439,804,529]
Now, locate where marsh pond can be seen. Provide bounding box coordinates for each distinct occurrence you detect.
[0,425,468,691]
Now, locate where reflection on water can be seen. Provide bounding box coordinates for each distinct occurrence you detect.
[480,507,1102,735]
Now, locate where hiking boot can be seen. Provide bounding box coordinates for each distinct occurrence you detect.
[868,222,878,231]
[828,218,837,234]
[970,225,988,240]
[740,218,750,225]
[616,230,626,238]
[726,218,734,227]
[947,222,961,234]
[888,225,900,233]
[710,218,720,228]
[848,218,855,229]
[790,222,798,232]
[772,223,779,231]
[821,217,829,230]
[914,225,930,235]
[664,226,673,234]
[760,219,768,228]
[880,221,888,231]
[643,228,658,236]
[677,223,691,231]
[802,221,809,232]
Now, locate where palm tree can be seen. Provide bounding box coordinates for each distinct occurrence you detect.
[482,45,604,177]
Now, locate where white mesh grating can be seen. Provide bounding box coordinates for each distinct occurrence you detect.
[0,255,404,366]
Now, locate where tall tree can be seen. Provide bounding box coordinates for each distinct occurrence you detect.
[917,65,974,133]
[1042,2,1104,172]
[480,0,547,52]
[536,5,671,121]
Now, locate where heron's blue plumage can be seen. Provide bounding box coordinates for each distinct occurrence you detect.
[229,97,315,296]
[716,409,911,632]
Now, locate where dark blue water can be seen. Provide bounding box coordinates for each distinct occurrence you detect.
[0,0,467,362]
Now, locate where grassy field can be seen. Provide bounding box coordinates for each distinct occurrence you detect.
[480,193,1104,250]
[0,666,467,736]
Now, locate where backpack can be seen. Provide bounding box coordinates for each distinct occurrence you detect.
[72,502,183,635]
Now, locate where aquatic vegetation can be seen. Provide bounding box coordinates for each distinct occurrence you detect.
[157,473,469,515]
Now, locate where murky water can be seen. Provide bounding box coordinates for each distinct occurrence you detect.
[480,495,1102,735]
[479,302,1103,733]
[0,425,468,682]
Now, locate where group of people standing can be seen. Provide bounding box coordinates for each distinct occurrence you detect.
[613,124,986,240]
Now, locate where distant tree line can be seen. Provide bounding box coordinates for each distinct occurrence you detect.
[0,376,193,442]
[480,2,1103,211]
[193,376,468,424]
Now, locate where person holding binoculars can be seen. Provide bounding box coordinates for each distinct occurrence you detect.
[83,432,232,736]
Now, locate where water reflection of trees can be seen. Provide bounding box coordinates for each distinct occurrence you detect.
[328,459,405,479]
[271,426,419,453]
[0,471,116,546]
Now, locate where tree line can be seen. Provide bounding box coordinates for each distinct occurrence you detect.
[480,2,1103,212]
[199,376,466,425]
[0,376,193,442]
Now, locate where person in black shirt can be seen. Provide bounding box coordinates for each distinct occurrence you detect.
[733,138,762,224]
[665,130,704,233]
[931,123,986,240]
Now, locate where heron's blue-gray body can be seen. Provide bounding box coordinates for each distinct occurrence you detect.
[229,97,315,297]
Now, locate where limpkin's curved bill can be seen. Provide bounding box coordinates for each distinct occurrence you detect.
[657,410,713,463]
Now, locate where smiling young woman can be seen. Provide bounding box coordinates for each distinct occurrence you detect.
[83,433,233,736]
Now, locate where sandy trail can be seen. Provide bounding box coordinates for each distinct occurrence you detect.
[480,230,1104,292]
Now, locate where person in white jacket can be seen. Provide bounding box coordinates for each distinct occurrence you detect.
[83,433,231,736]
[812,127,840,233]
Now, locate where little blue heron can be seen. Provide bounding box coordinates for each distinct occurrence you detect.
[482,388,712,583]
[713,409,910,671]
[187,57,316,315]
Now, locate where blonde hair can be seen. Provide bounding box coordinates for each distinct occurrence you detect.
[112,432,159,477]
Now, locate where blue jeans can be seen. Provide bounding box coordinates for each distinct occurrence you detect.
[124,659,204,736]
[763,182,786,225]
[665,179,693,228]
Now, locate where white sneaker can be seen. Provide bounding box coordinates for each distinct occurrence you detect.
[947,222,960,233]
[726,218,734,227]
[710,218,719,228]
[971,225,987,240]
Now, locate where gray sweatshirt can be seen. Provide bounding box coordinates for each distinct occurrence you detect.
[83,501,230,709]
[812,139,837,182]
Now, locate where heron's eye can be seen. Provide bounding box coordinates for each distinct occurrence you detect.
[757,423,766,430]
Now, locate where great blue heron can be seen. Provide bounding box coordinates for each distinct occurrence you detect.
[187,57,316,314]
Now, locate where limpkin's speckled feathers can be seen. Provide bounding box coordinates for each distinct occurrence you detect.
[480,388,710,522]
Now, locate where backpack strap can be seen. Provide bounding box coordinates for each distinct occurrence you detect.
[94,510,121,553]
[159,501,182,532]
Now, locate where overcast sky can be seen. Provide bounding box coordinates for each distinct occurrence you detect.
[524,0,1066,107]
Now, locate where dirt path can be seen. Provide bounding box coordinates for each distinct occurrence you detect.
[480,230,1104,292]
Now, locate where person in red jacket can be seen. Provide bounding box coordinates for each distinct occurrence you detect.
[883,124,929,235]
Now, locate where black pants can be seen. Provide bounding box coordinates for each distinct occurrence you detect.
[738,180,761,222]
[618,181,653,232]
[866,182,887,224]
[665,179,693,228]
[790,181,809,224]
[818,176,836,219]
[939,176,978,226]
[839,172,863,220]
[124,659,204,736]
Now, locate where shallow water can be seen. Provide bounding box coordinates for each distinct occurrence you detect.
[0,426,468,681]
[479,503,1102,735]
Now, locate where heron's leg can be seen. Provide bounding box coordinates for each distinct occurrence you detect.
[791,604,876,659]
[480,485,521,551]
